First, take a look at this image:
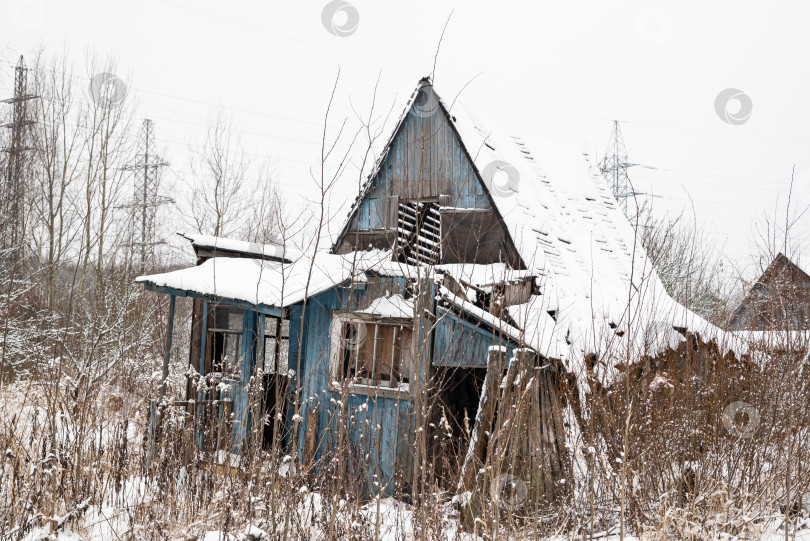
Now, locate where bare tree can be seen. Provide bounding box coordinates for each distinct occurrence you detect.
[187,109,250,238]
[638,203,733,324]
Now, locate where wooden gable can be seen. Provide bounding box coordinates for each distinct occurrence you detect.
[729,253,810,330]
[333,82,522,267]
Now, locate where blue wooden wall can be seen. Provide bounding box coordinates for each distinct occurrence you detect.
[288,276,414,496]
[432,306,518,368]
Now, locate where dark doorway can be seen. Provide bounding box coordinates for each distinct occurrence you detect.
[261,373,288,450]
[260,315,290,450]
[429,366,487,489]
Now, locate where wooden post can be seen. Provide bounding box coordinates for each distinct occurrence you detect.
[149,294,176,463]
[303,406,319,472]
[195,302,208,450]
[159,295,176,400]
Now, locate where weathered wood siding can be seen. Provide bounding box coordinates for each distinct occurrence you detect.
[337,87,522,266]
[432,306,518,368]
[349,87,491,234]
[231,309,260,450]
[288,277,415,496]
[729,254,810,331]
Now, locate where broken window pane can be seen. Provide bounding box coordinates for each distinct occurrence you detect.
[262,315,289,374]
[208,305,243,375]
[331,316,413,390]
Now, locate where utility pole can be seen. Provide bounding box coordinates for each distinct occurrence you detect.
[599,120,640,215]
[123,119,170,270]
[1,56,37,252]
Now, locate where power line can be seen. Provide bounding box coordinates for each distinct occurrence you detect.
[0,59,341,130]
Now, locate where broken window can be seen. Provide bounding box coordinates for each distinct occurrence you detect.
[330,315,414,391]
[208,304,243,376]
[261,315,289,374]
[395,200,441,265]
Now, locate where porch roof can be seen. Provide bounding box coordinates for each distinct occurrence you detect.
[136,249,419,310]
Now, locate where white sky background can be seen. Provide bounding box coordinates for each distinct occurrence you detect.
[2,0,809,278]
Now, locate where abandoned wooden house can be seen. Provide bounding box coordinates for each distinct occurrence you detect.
[729,253,810,331]
[137,78,736,503]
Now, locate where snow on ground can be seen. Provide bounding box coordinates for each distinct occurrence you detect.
[17,488,810,541]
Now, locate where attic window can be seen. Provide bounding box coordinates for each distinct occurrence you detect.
[395,201,441,265]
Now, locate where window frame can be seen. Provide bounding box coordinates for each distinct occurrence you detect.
[260,314,290,375]
[329,312,414,399]
[206,304,245,379]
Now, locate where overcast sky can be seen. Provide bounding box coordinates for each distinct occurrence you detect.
[3,0,809,277]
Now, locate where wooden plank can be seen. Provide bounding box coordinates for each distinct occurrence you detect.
[159,295,176,399]
[388,195,399,230]
[303,406,319,471]
[187,298,204,400]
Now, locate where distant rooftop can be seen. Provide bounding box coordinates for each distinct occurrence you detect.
[179,232,300,262]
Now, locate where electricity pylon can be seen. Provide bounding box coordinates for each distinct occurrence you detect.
[123,119,171,269]
[600,120,641,215]
[1,56,37,251]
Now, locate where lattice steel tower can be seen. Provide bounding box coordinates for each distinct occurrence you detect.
[1,56,37,251]
[599,120,638,215]
[124,119,170,269]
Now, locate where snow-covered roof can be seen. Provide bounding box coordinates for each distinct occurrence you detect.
[732,329,810,345]
[137,250,418,309]
[447,98,742,366]
[179,232,299,262]
[355,294,414,319]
